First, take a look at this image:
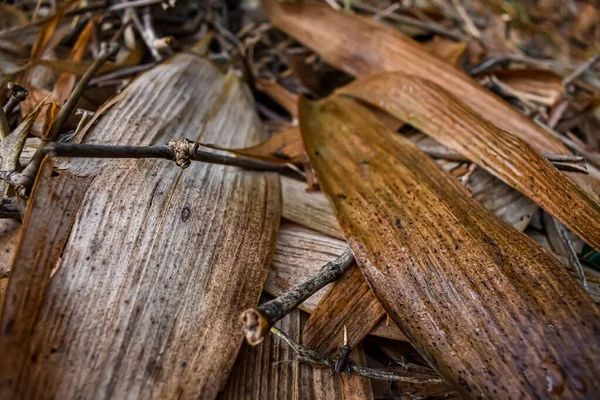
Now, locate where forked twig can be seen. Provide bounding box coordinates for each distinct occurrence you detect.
[270,327,444,385]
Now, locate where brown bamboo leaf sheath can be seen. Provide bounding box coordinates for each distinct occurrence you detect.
[338,74,600,251]
[299,95,600,399]
[0,54,281,399]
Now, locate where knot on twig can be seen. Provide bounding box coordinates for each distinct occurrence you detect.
[168,138,198,169]
[7,82,29,101]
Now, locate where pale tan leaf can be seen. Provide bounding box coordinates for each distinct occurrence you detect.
[265,222,408,343]
[281,176,343,239]
[492,68,565,106]
[0,54,281,399]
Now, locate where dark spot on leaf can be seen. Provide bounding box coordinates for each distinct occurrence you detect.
[459,377,472,392]
[395,217,402,229]
[181,205,191,222]
[337,194,347,200]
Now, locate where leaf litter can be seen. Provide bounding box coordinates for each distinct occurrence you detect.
[0,1,600,399]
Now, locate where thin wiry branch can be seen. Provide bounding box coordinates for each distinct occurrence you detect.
[270,327,445,385]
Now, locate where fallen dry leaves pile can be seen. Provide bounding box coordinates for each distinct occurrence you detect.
[0,1,600,399]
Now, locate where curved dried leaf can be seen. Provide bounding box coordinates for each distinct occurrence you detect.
[204,127,307,164]
[424,36,467,67]
[338,73,600,251]
[257,79,299,118]
[299,95,600,399]
[264,0,570,155]
[492,68,564,106]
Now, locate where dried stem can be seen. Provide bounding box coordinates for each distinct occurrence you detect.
[419,144,588,174]
[241,249,354,345]
[270,327,444,385]
[44,141,288,172]
[562,54,600,87]
[0,108,10,140]
[3,83,29,115]
[16,42,120,196]
[341,0,465,41]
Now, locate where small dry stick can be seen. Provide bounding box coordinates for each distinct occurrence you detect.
[270,327,444,384]
[16,42,120,196]
[241,249,354,345]
[44,140,288,172]
[419,144,588,174]
[562,54,600,87]
[3,83,29,114]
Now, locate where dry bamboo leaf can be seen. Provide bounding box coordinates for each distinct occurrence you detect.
[468,168,538,231]
[0,54,281,399]
[265,221,346,312]
[282,176,343,239]
[0,101,44,196]
[265,222,408,342]
[264,0,572,156]
[223,309,373,400]
[0,219,20,305]
[204,126,307,165]
[423,36,467,67]
[299,95,600,399]
[0,159,92,399]
[492,68,565,106]
[412,134,539,231]
[51,17,95,103]
[303,264,384,355]
[257,79,299,118]
[339,74,600,251]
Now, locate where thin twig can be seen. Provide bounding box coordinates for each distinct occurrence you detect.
[339,0,465,41]
[419,144,588,174]
[107,0,166,12]
[270,327,444,384]
[451,0,481,38]
[16,42,120,196]
[562,55,600,87]
[44,141,288,172]
[241,249,354,345]
[3,83,29,115]
[553,217,588,291]
[89,63,156,86]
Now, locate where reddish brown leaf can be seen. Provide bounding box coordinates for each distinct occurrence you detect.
[338,73,600,251]
[264,0,571,156]
[299,95,600,399]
